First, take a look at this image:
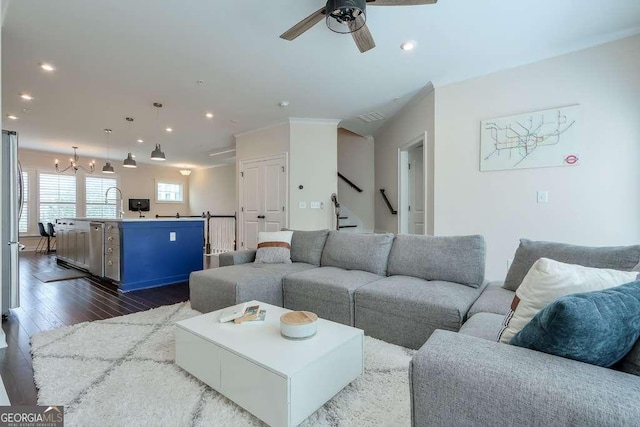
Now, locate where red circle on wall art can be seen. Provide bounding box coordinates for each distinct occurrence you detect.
[565,155,579,165]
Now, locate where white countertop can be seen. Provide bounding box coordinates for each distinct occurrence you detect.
[58,217,205,222]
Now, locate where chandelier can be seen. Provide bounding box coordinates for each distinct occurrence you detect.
[55,146,95,174]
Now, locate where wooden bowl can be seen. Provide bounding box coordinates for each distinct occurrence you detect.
[280,311,318,340]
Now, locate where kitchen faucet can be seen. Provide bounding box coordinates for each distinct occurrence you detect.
[105,186,125,219]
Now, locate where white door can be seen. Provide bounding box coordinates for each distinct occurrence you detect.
[408,145,425,235]
[240,155,287,250]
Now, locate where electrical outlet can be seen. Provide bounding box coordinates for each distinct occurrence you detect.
[299,201,307,209]
[310,201,321,209]
[170,232,176,241]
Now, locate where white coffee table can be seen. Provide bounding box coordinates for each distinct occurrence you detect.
[175,301,364,427]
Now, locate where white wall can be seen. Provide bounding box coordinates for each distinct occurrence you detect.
[0,0,5,350]
[188,164,236,216]
[338,129,374,232]
[434,35,640,280]
[374,86,435,234]
[289,121,338,230]
[235,119,338,231]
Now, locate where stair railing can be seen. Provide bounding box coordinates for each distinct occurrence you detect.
[337,172,363,193]
[379,189,398,215]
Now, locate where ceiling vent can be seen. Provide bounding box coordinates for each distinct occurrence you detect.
[357,112,385,123]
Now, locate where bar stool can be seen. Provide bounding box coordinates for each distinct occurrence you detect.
[36,222,50,254]
[47,222,56,252]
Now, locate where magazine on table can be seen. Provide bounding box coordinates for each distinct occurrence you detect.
[233,304,261,324]
[219,302,247,323]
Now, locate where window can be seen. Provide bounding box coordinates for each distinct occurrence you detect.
[39,173,76,224]
[19,171,29,233]
[86,176,118,218]
[157,181,183,202]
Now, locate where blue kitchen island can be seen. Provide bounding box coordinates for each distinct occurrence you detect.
[56,218,204,292]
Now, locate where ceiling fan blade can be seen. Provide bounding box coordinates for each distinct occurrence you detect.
[280,7,326,41]
[349,16,376,53]
[366,0,437,5]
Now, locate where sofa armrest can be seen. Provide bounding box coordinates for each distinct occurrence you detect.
[411,330,640,427]
[219,249,256,267]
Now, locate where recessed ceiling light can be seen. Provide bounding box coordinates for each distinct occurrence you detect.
[205,112,214,119]
[166,127,173,132]
[400,41,416,51]
[279,101,290,108]
[20,93,34,101]
[6,115,18,120]
[137,139,144,144]
[40,63,55,72]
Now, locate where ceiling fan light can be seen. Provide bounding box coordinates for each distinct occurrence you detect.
[326,0,366,34]
[123,152,137,168]
[150,144,166,161]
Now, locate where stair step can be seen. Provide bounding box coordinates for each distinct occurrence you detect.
[339,225,358,229]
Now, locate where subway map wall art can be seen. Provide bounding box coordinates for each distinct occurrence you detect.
[480,105,581,171]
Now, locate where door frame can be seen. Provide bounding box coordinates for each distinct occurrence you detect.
[397,132,428,235]
[238,153,289,249]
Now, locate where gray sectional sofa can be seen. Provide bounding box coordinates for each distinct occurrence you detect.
[410,240,640,427]
[189,232,640,426]
[190,230,487,349]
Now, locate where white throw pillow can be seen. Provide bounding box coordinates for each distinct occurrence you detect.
[254,230,294,264]
[498,257,639,344]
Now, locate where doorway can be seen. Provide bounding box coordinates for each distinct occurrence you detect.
[239,154,288,250]
[399,134,427,235]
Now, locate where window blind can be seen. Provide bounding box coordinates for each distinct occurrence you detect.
[86,176,118,218]
[157,182,183,202]
[39,173,77,224]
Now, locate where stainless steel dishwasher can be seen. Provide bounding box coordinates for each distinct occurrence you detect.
[89,222,105,277]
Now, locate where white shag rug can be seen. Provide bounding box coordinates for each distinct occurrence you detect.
[31,302,416,426]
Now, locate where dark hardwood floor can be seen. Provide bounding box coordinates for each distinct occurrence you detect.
[1,252,192,405]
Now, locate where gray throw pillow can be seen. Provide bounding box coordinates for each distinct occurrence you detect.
[289,229,329,266]
[618,339,640,376]
[320,231,394,276]
[387,234,486,288]
[503,239,640,292]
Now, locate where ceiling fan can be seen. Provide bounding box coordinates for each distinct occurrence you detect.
[280,0,437,53]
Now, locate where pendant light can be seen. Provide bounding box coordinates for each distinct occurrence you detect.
[102,129,115,174]
[150,102,166,161]
[122,117,137,168]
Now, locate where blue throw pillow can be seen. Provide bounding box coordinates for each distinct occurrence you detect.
[510,280,640,367]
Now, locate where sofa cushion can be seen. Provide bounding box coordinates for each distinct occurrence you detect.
[467,281,514,318]
[283,267,383,325]
[254,230,293,264]
[320,231,394,276]
[499,258,638,344]
[510,280,640,368]
[189,262,316,313]
[354,276,483,349]
[387,234,486,288]
[290,229,329,266]
[618,340,640,376]
[503,239,640,292]
[459,312,504,341]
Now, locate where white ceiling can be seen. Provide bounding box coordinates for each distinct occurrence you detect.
[3,0,640,168]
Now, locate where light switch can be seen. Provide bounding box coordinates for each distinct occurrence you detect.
[310,201,321,209]
[536,191,548,204]
[170,231,176,241]
[299,201,307,209]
